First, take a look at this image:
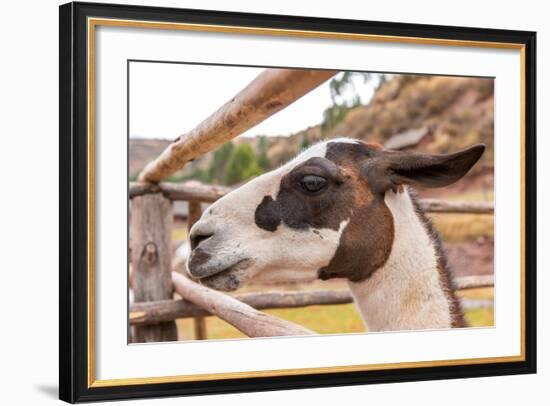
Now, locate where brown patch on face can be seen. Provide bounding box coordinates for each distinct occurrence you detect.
[317,141,395,282]
[408,191,467,328]
[254,195,282,231]
[318,198,394,282]
[254,157,351,232]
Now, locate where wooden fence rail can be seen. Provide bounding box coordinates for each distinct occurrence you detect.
[130,274,494,326]
[130,181,494,214]
[129,182,231,202]
[138,69,336,183]
[130,290,352,325]
[172,272,315,337]
[417,198,494,214]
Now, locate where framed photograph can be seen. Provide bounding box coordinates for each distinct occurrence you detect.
[59,1,536,403]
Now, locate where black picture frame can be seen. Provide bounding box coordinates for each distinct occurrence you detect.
[59,1,537,403]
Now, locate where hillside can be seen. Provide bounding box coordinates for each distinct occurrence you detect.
[266,75,494,168]
[129,138,170,177]
[332,75,493,157]
[129,138,212,180]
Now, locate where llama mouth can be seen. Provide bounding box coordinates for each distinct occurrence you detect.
[198,259,253,292]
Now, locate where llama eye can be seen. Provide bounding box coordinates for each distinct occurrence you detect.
[300,175,327,193]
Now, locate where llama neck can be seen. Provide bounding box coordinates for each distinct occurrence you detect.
[347,189,461,332]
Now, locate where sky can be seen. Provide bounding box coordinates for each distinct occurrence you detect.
[129,62,379,139]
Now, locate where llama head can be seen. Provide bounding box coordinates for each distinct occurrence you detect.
[187,138,484,291]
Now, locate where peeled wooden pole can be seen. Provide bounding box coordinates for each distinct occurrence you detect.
[138,69,337,183]
[129,181,231,202]
[172,272,315,337]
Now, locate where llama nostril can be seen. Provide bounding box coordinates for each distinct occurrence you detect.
[190,231,214,250]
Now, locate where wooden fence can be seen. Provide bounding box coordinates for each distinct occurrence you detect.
[129,68,494,343]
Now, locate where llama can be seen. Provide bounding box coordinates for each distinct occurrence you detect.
[186,138,485,332]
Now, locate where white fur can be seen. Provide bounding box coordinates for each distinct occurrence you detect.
[348,189,451,331]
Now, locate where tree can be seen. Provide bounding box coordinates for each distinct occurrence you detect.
[225,143,262,185]
[322,72,389,132]
[208,141,234,183]
[321,94,362,132]
[298,135,312,151]
[322,72,370,132]
[257,136,271,171]
[329,72,371,104]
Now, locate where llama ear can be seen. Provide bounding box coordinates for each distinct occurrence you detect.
[364,144,485,194]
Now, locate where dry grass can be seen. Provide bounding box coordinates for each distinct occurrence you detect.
[177,303,365,340]
[464,307,494,327]
[445,190,494,202]
[456,287,494,301]
[425,189,494,242]
[430,213,493,242]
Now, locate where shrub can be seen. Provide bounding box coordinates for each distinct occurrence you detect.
[257,136,271,171]
[208,142,235,183]
[225,143,262,185]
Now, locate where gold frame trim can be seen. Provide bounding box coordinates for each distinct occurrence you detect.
[87,17,527,388]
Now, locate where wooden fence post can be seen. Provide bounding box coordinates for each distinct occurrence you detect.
[188,201,207,340]
[130,193,178,343]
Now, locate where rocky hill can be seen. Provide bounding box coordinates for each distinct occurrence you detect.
[266,75,494,167]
